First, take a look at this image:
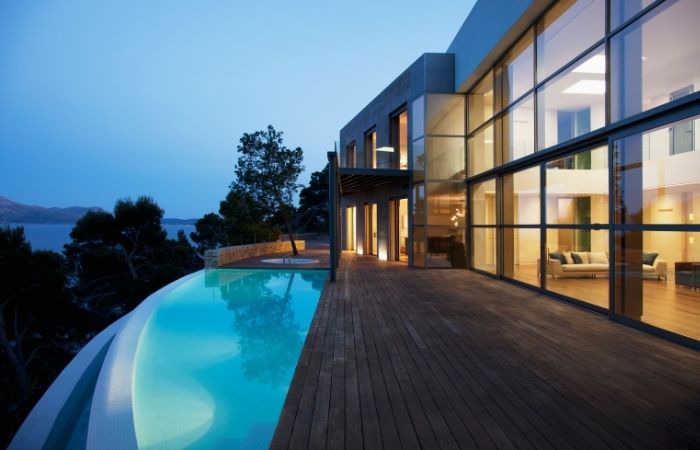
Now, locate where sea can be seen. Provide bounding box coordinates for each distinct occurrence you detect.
[3,223,197,253]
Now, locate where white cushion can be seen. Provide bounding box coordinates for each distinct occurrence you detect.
[589,252,608,264]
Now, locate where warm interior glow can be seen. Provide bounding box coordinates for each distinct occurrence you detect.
[572,54,606,74]
[563,79,606,95]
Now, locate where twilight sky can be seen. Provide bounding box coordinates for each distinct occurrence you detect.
[0,0,476,218]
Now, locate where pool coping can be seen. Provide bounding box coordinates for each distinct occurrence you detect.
[86,270,202,450]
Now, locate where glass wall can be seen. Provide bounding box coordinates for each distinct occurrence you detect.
[471,178,497,274]
[391,110,408,170]
[536,0,605,83]
[467,123,494,176]
[611,0,700,122]
[503,167,540,286]
[537,45,606,150]
[614,114,700,340]
[457,0,700,345]
[544,145,609,308]
[503,94,535,162]
[414,94,467,268]
[468,73,494,132]
[496,30,534,108]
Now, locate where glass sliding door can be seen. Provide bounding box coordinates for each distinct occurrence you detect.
[471,178,497,274]
[614,114,700,340]
[503,166,540,286]
[544,145,609,308]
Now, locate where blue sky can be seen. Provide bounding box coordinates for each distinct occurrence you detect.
[0,0,476,218]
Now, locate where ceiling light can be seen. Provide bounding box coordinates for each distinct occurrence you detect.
[484,139,494,144]
[572,54,606,74]
[376,146,395,152]
[563,80,606,95]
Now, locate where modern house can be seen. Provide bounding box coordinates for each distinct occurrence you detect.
[330,0,700,347]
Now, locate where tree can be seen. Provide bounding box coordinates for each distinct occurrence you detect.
[66,196,199,322]
[297,163,329,234]
[0,227,77,425]
[232,125,304,255]
[190,189,281,256]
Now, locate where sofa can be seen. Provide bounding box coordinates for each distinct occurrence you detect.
[539,250,667,280]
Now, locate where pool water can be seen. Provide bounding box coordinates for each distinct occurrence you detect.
[132,269,327,449]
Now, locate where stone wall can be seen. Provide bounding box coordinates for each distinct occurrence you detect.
[204,240,306,268]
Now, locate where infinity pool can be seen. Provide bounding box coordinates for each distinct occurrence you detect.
[132,269,327,449]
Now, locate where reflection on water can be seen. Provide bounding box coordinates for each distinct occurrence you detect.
[133,269,326,450]
[220,271,302,386]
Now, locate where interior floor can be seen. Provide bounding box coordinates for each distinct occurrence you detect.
[510,263,700,341]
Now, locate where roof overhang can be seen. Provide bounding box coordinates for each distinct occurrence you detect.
[338,168,410,195]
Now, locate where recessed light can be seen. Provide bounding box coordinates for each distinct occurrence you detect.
[563,80,606,95]
[376,146,395,152]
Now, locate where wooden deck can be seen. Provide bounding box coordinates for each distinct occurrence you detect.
[271,252,700,449]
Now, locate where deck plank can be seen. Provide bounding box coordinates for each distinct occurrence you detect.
[272,253,700,449]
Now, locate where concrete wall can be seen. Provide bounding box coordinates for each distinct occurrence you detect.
[447,0,554,93]
[339,53,455,167]
[204,241,306,268]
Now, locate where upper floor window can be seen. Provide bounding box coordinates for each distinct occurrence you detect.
[364,129,377,168]
[468,72,494,132]
[390,110,409,169]
[610,0,700,122]
[536,0,605,83]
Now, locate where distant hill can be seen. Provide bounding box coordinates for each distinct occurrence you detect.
[0,196,104,224]
[0,196,198,225]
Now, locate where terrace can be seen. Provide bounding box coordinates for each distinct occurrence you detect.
[271,252,700,449]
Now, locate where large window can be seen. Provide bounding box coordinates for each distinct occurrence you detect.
[426,138,465,180]
[502,94,535,162]
[503,167,540,286]
[614,115,700,340]
[468,73,494,132]
[497,30,534,108]
[471,179,497,274]
[364,129,376,168]
[537,45,606,150]
[467,123,495,176]
[610,0,700,122]
[391,110,408,170]
[536,0,605,83]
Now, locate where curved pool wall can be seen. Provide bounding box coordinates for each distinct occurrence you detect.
[87,271,202,449]
[10,268,327,450]
[9,316,127,450]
